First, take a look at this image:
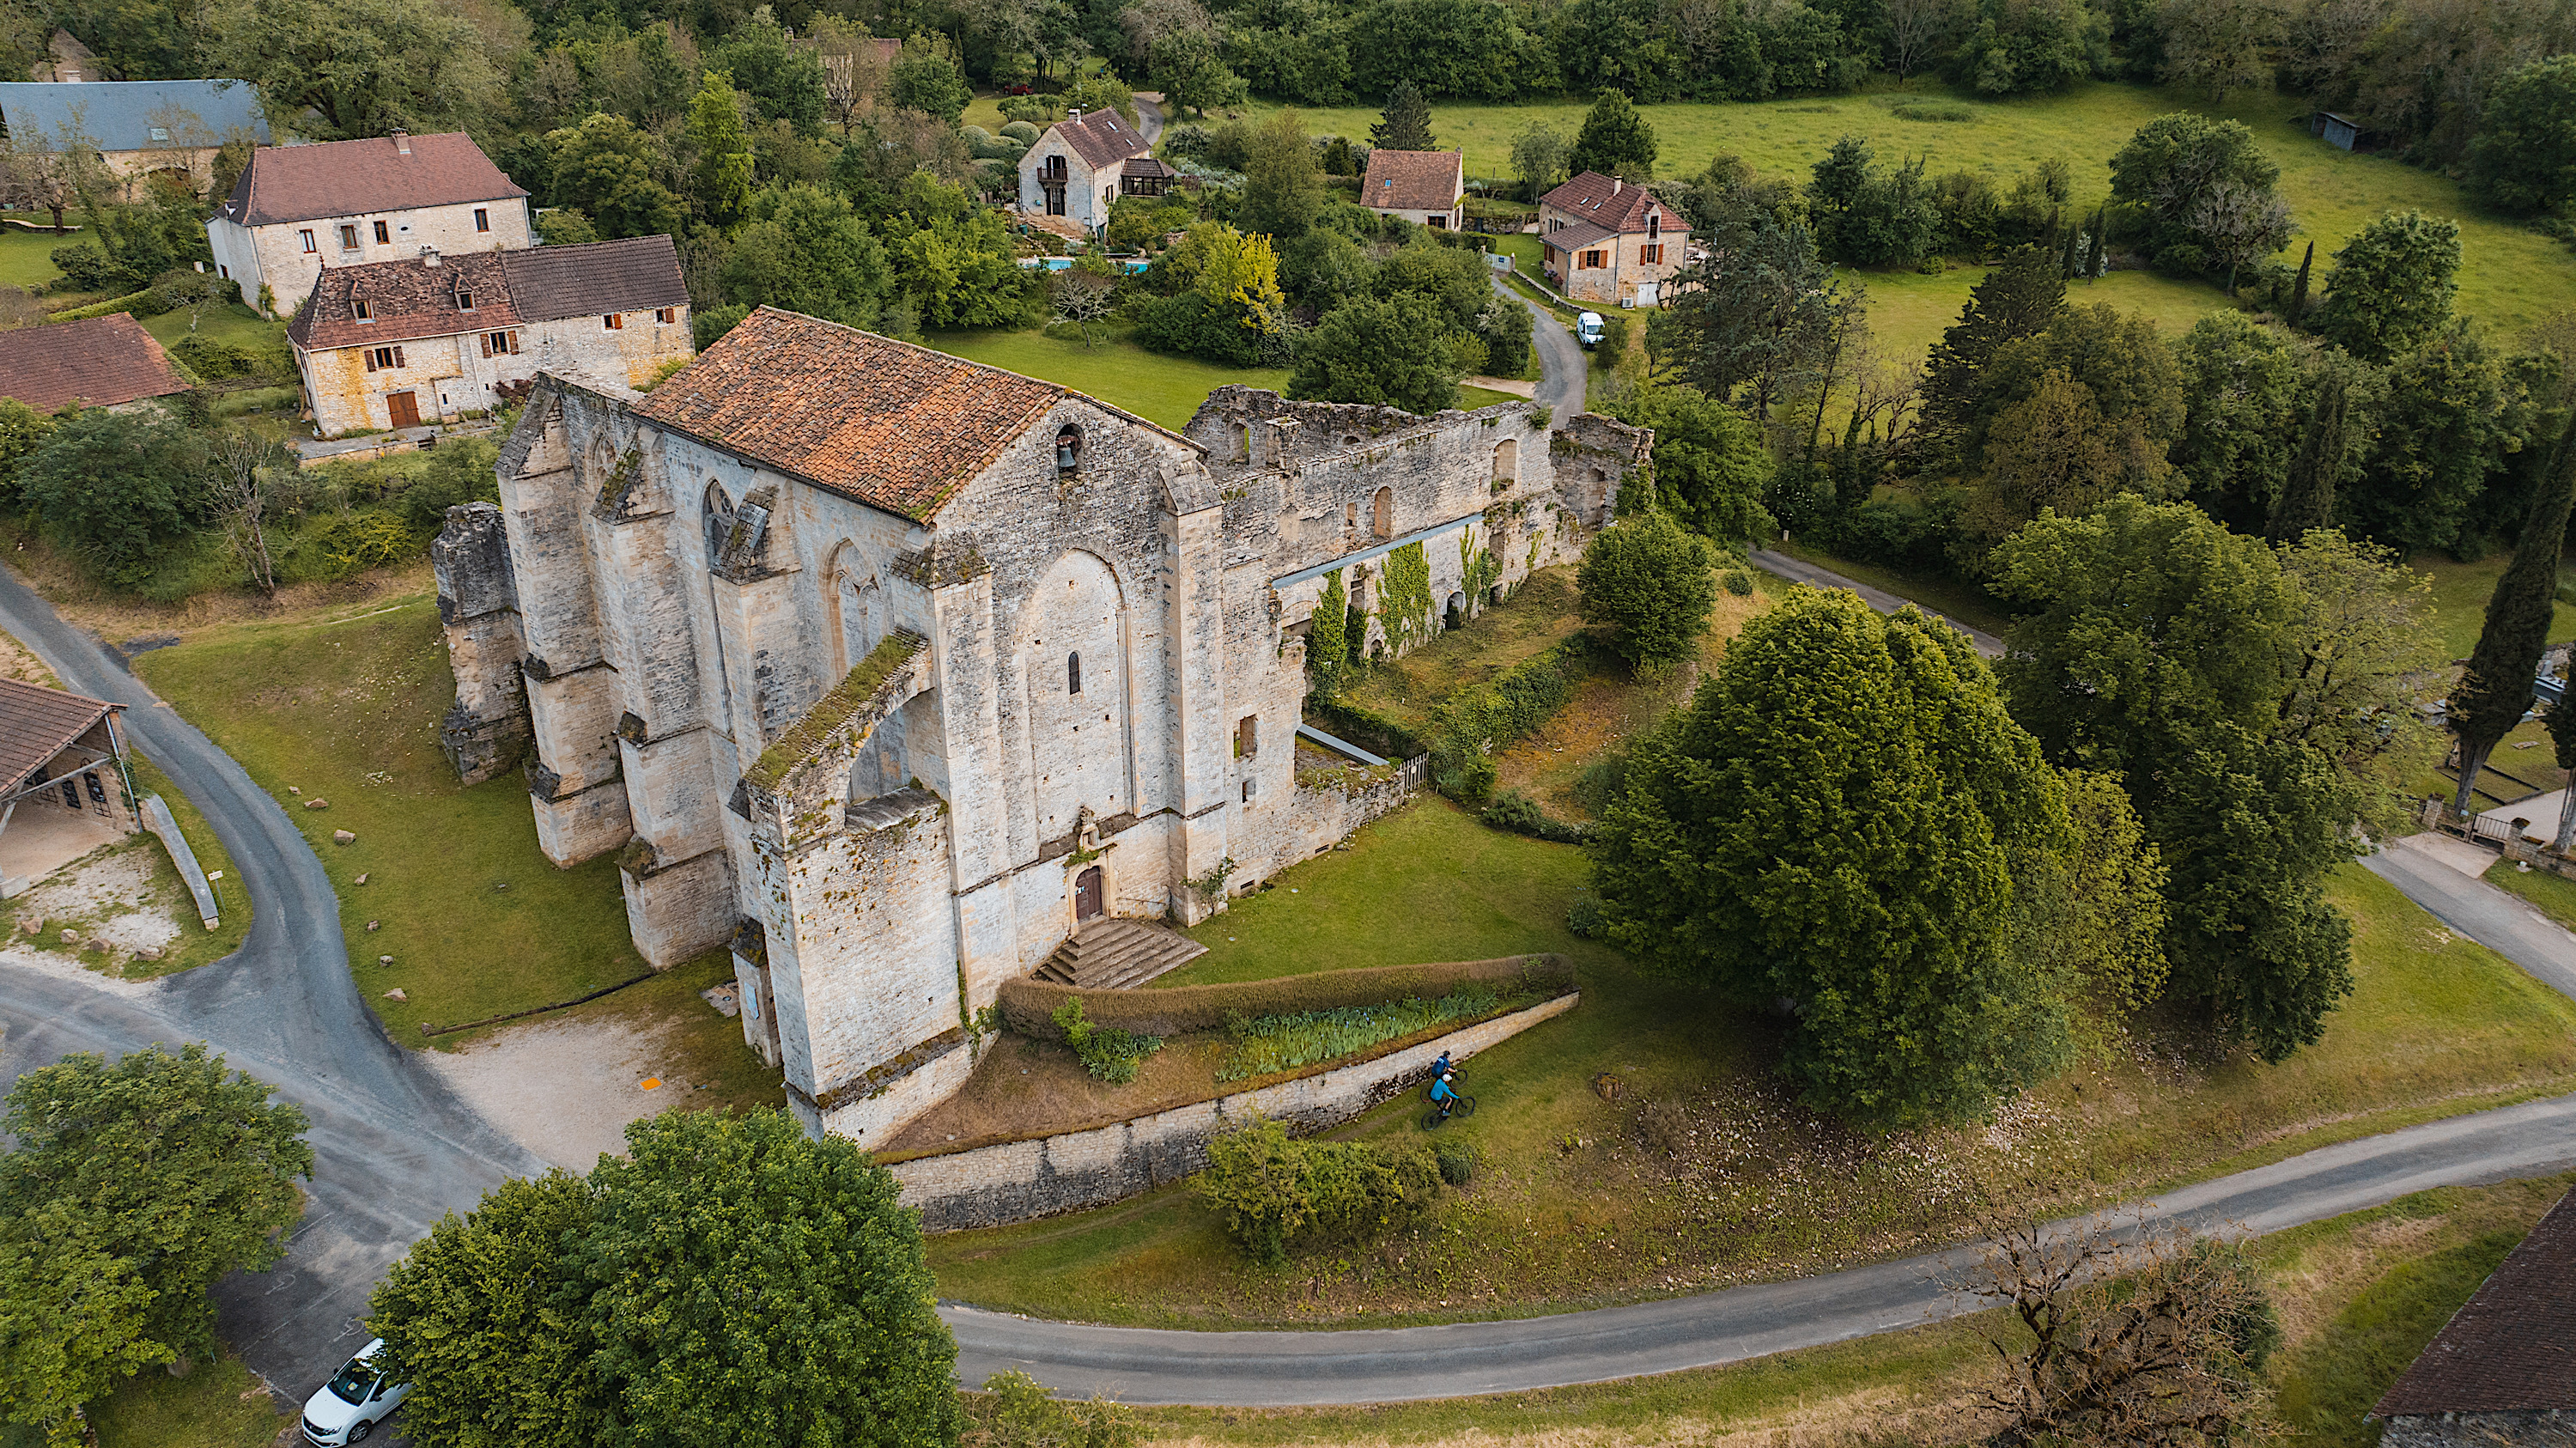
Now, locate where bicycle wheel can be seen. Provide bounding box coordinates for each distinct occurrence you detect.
[1454,1095,1479,1119]
[1423,1106,1448,1130]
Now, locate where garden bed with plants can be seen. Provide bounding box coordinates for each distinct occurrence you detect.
[878,956,1573,1158]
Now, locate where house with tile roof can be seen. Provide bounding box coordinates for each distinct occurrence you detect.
[2372,1185,2576,1445]
[1538,170,1688,307]
[0,78,268,201]
[0,313,187,414]
[287,234,690,436]
[1016,107,1152,232]
[1361,149,1464,229]
[208,131,534,320]
[431,306,1651,1145]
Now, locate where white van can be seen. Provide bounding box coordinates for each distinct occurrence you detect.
[1576,312,1606,348]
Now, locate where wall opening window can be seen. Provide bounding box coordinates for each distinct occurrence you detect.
[1066,651,1082,695]
[1648,210,1661,238]
[474,207,490,232]
[656,307,675,324]
[603,313,624,330]
[1640,244,1662,265]
[299,229,315,252]
[481,331,517,356]
[702,484,736,567]
[1494,437,1517,484]
[353,297,371,320]
[363,344,404,371]
[1236,715,1257,757]
[338,224,358,249]
[1371,486,1393,539]
[1055,424,1082,478]
[1580,249,1606,269]
[373,220,390,244]
[454,286,473,310]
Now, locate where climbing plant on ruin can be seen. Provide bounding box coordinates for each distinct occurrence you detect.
[1380,541,1436,655]
[1309,569,1349,693]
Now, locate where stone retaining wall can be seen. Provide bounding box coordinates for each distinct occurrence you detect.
[885,992,1580,1232]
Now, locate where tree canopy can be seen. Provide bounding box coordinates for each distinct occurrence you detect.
[1567,89,1657,179]
[2312,210,2462,365]
[1577,510,1719,666]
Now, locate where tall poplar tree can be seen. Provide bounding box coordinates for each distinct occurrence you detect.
[687,70,756,228]
[2448,410,2576,815]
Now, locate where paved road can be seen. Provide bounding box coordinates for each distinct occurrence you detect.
[0,564,536,1399]
[1750,548,2007,658]
[1495,276,1585,423]
[2366,835,2576,1001]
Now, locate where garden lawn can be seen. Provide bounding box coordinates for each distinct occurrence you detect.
[925,795,2576,1329]
[0,226,66,290]
[131,593,648,1042]
[69,1350,294,1448]
[139,301,286,360]
[2415,552,2576,661]
[927,330,1287,431]
[1334,565,1588,734]
[1254,79,2576,356]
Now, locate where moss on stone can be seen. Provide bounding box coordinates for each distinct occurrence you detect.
[744,630,928,791]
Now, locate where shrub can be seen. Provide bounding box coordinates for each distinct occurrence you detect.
[1892,101,1975,122]
[1195,1118,1441,1265]
[998,94,1064,126]
[1480,788,1587,843]
[999,119,1043,146]
[1051,998,1163,1085]
[1425,638,1590,801]
[1578,512,1718,669]
[1571,753,1628,815]
[294,510,419,579]
[1218,988,1527,1080]
[50,240,134,294]
[1435,1138,1474,1185]
[1565,897,1605,937]
[1722,569,1755,596]
[395,435,501,533]
[966,1370,1139,1448]
[999,955,1572,1039]
[168,333,251,380]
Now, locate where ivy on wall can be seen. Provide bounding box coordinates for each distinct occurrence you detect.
[1380,541,1436,656]
[1309,569,1349,693]
[1459,526,1501,611]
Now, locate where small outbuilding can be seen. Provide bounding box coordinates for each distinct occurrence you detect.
[2371,1185,2576,1445]
[2311,111,2377,151]
[0,678,137,900]
[0,313,188,414]
[1360,149,1464,230]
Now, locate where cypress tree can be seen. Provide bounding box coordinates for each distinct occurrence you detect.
[1920,246,2066,450]
[2288,240,2313,325]
[1368,81,1434,152]
[2061,220,2081,280]
[2550,697,2576,855]
[2448,409,2576,815]
[2266,368,2347,543]
[2088,206,2108,277]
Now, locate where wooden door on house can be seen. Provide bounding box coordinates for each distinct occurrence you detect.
[386,392,421,428]
[1074,866,1103,921]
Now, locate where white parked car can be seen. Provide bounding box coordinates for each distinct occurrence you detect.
[1576,312,1606,348]
[301,1339,409,1445]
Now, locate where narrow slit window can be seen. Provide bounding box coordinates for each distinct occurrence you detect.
[1066,651,1082,695]
[474,207,490,232]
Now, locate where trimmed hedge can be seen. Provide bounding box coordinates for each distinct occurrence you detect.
[48,289,162,323]
[998,953,1573,1041]
[1303,695,1425,762]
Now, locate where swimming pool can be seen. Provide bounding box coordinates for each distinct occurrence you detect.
[1019,256,1151,273]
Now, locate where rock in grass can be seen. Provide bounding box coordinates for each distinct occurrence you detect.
[383,988,406,1002]
[303,797,329,809]
[366,920,380,932]
[355,873,368,885]
[378,954,393,965]
[333,830,355,845]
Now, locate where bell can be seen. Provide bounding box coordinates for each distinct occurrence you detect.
[1057,444,1078,470]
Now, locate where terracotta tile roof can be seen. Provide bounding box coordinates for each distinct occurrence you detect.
[288,236,684,351]
[1049,109,1150,170]
[218,132,527,228]
[1542,221,1618,255]
[0,314,186,411]
[1362,149,1462,212]
[631,307,1070,521]
[2376,1186,2576,1417]
[0,678,116,794]
[1540,171,1680,236]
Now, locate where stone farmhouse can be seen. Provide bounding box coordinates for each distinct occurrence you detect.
[1539,171,1688,307]
[432,306,1649,1145]
[287,235,690,436]
[0,313,187,413]
[1361,149,1464,230]
[1016,108,1154,233]
[0,78,268,199]
[210,131,532,319]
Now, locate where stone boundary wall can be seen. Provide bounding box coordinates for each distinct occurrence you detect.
[886,992,1580,1232]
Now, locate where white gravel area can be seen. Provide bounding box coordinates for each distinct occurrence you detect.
[6,845,185,965]
[422,1016,690,1171]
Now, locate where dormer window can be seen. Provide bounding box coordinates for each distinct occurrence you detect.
[455,287,473,310]
[353,296,371,320]
[1055,424,1082,478]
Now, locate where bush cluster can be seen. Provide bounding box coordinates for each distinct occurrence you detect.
[1194,1117,1441,1266]
[1051,998,1164,1085]
[1425,636,1592,800]
[1481,788,1588,843]
[998,955,1572,1040]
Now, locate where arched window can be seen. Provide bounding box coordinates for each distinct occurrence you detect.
[1067,651,1083,695]
[1494,438,1518,484]
[1056,424,1083,478]
[1371,487,1393,540]
[702,483,735,566]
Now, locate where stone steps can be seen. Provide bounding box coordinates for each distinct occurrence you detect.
[1034,917,1207,990]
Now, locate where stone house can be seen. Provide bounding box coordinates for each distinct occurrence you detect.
[0,313,187,413]
[287,235,690,436]
[432,306,1648,1146]
[1539,171,1688,307]
[0,78,268,198]
[2372,1186,2576,1445]
[1361,149,1464,230]
[208,131,532,319]
[1016,108,1151,233]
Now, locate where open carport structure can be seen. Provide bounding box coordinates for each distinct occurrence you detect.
[0,677,137,899]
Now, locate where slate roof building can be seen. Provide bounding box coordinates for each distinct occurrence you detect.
[0,313,187,413]
[1016,108,1152,232]
[0,677,135,901]
[0,78,267,200]
[2373,1186,2576,1445]
[1360,149,1464,229]
[1538,171,1688,307]
[428,305,1651,1150]
[208,131,534,319]
[287,234,690,436]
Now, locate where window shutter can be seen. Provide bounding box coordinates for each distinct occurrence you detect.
[392,345,405,368]
[362,348,376,372]
[509,332,520,355]
[480,332,492,358]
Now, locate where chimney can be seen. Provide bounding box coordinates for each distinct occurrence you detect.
[1067,106,1081,125]
[1612,177,1622,195]
[392,129,411,156]
[422,246,440,266]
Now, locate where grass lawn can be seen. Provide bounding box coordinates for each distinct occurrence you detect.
[927,329,1288,431]
[58,1349,295,1448]
[926,794,2576,1328]
[138,301,285,360]
[0,226,69,291]
[1251,81,2574,345]
[1109,1171,2573,1446]
[131,593,653,1043]
[2487,861,2576,934]
[1337,566,1589,733]
[2415,552,2576,660]
[2409,715,2566,811]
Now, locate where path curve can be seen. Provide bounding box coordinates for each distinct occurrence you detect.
[1750,549,2006,658]
[0,566,535,1396]
[1494,275,1584,424]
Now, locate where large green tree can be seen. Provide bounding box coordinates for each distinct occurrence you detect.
[2105,113,2285,275]
[1577,510,1718,667]
[2311,210,2461,364]
[1240,110,1327,240]
[1589,587,2076,1127]
[546,113,689,240]
[878,173,1035,329]
[2172,310,2302,531]
[2345,325,2512,556]
[1566,88,1657,179]
[1287,291,1461,411]
[1667,218,1841,421]
[21,410,210,592]
[687,70,758,227]
[2467,55,2576,216]
[2446,410,2576,815]
[1991,499,2432,1056]
[203,0,516,138]
[374,1110,958,1448]
[1919,246,2064,454]
[1368,79,1435,150]
[1604,382,1771,540]
[718,185,891,330]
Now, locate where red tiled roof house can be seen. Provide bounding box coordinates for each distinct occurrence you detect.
[208,131,533,320]
[0,313,188,413]
[1361,149,1464,230]
[1539,171,1687,308]
[288,235,690,436]
[1016,108,1152,233]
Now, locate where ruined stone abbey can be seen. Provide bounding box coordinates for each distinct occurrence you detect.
[434,306,1648,1141]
